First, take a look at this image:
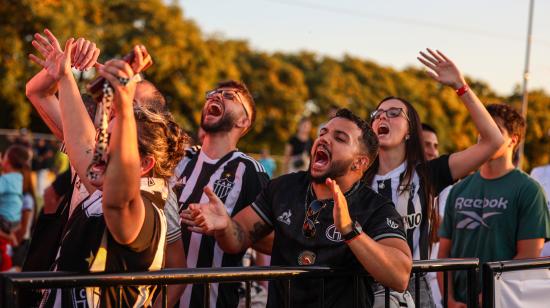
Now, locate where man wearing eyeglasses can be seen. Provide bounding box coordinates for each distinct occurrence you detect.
[162,80,270,308]
[182,108,412,308]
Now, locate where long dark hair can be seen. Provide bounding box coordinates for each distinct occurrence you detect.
[363,96,438,244]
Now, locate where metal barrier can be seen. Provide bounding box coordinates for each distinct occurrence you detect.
[1,259,479,308]
[482,257,550,308]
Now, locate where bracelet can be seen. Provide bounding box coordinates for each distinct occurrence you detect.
[455,84,469,96]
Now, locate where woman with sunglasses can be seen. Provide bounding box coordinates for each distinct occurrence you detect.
[364,49,504,307]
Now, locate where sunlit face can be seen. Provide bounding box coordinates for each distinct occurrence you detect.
[371,99,410,149]
[200,87,246,133]
[309,117,364,183]
[422,130,439,160]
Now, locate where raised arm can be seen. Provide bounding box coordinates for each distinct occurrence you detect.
[418,49,504,180]
[26,30,100,140]
[327,178,412,292]
[181,187,272,254]
[99,60,147,244]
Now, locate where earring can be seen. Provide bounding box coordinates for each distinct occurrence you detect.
[405,135,410,140]
[351,165,358,171]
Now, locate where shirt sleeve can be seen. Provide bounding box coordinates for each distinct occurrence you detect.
[22,194,34,211]
[364,201,407,242]
[517,180,550,241]
[125,193,163,253]
[164,185,183,244]
[240,166,270,212]
[438,185,457,239]
[250,179,276,227]
[425,155,454,194]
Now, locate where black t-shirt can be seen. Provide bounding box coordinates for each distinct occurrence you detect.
[251,172,406,308]
[42,180,167,308]
[288,136,312,156]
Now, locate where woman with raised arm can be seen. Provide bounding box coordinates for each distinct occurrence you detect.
[365,49,504,307]
[30,36,189,307]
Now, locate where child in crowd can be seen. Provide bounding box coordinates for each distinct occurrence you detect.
[0,144,32,271]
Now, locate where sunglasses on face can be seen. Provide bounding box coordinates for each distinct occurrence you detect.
[370,107,409,122]
[302,199,330,238]
[205,89,249,119]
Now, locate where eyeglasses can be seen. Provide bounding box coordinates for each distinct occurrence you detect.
[302,199,329,238]
[370,107,409,122]
[205,89,249,119]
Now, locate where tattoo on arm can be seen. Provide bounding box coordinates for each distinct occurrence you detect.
[248,221,272,244]
[232,220,245,245]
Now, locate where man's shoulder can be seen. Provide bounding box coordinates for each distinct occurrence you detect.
[233,151,268,174]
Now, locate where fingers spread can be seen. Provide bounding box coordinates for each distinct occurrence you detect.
[28,54,46,67]
[32,40,49,58]
[417,57,437,71]
[427,48,445,63]
[419,50,439,66]
[44,29,62,51]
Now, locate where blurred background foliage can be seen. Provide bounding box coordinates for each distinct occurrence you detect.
[0,0,548,169]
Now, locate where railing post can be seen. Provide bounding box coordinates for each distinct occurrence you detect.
[161,284,167,308]
[284,279,290,308]
[245,281,251,308]
[384,287,390,308]
[414,273,420,307]
[468,267,478,308]
[443,271,448,308]
[353,275,359,308]
[203,283,210,308]
[481,264,494,308]
[320,278,325,308]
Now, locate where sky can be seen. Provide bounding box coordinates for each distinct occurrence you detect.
[178,0,550,96]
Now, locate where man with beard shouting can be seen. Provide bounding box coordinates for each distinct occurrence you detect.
[182,109,412,308]
[162,81,270,308]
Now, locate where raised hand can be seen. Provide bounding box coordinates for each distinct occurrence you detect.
[71,37,101,70]
[29,31,74,82]
[131,44,153,74]
[97,59,138,114]
[417,48,467,90]
[326,178,353,234]
[29,29,100,71]
[180,186,230,235]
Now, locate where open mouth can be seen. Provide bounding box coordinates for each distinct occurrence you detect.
[90,161,107,174]
[206,102,224,117]
[377,124,389,136]
[312,145,330,169]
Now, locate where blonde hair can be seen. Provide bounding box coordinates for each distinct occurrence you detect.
[134,106,190,178]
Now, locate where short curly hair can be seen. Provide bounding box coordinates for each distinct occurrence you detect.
[487,104,525,152]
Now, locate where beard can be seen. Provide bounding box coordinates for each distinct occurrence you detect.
[200,109,236,133]
[309,157,353,184]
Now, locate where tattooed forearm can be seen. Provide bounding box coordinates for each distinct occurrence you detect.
[232,220,245,245]
[249,221,272,244]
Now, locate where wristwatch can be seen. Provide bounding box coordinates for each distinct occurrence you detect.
[342,221,362,242]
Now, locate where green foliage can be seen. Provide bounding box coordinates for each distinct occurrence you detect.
[1,0,548,169]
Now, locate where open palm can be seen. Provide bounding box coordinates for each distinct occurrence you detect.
[417,48,466,89]
[181,186,230,234]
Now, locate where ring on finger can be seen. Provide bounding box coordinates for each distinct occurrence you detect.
[117,76,130,86]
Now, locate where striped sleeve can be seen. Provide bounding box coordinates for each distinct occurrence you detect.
[165,187,182,244]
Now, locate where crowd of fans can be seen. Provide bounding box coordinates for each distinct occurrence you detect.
[0,29,548,308]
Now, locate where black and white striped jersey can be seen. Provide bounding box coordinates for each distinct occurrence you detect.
[370,155,453,260]
[40,178,168,308]
[165,147,269,308]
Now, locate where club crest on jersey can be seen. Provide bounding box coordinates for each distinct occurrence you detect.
[325,224,343,242]
[213,177,234,199]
